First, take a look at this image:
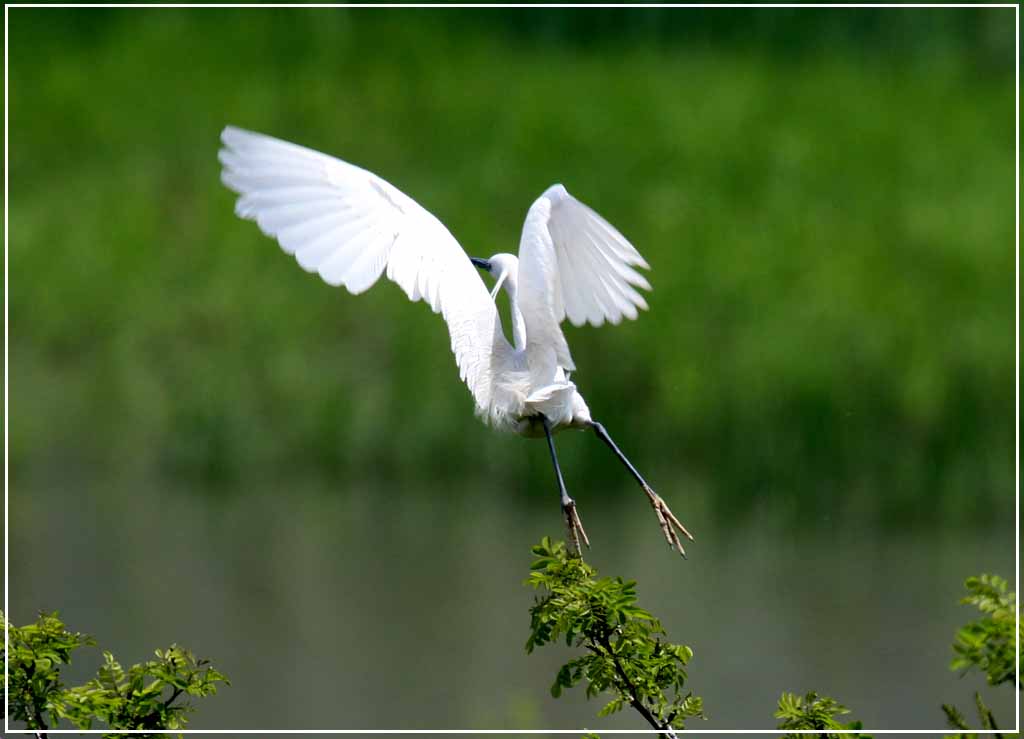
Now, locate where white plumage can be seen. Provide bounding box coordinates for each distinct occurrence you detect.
[219,126,693,556]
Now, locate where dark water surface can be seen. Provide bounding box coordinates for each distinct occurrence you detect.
[10,479,1016,731]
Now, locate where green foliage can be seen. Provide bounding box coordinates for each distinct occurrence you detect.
[941,573,1020,739]
[942,701,971,732]
[3,611,95,730]
[55,646,229,734]
[525,538,703,734]
[772,574,1019,739]
[3,611,228,737]
[775,691,871,738]
[941,691,1005,738]
[770,573,1019,739]
[950,574,1021,688]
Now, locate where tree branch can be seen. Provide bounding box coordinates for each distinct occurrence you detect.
[164,686,184,708]
[592,631,677,739]
[21,660,49,738]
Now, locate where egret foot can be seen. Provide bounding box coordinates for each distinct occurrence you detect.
[643,486,693,558]
[562,498,591,556]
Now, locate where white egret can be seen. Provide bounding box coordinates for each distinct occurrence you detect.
[219,126,693,556]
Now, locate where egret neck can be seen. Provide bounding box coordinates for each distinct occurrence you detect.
[496,265,527,352]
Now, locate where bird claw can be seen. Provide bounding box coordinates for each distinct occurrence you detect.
[644,487,693,558]
[563,498,591,556]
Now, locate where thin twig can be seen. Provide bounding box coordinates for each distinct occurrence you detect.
[21,660,49,738]
[163,686,184,708]
[592,631,677,739]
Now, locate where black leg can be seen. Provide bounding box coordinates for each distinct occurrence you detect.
[591,421,654,491]
[591,421,693,557]
[542,415,572,509]
[541,415,590,554]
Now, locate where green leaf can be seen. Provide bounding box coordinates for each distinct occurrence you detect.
[950,572,1020,688]
[3,610,229,734]
[524,539,703,731]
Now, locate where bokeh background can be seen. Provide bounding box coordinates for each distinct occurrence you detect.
[8,6,1017,732]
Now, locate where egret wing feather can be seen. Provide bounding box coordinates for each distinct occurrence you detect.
[546,184,650,326]
[516,196,575,383]
[516,183,652,382]
[219,126,517,423]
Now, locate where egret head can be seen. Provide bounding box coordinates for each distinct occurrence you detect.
[471,253,518,300]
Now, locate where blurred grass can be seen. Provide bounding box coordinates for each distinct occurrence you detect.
[8,8,1016,526]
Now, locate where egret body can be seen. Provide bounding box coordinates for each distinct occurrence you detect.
[219,127,693,556]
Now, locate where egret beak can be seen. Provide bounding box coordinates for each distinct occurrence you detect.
[489,269,508,300]
[470,257,492,271]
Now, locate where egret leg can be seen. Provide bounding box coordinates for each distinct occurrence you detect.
[541,415,590,555]
[590,421,693,557]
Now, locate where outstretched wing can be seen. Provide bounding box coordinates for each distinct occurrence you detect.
[219,126,514,416]
[516,184,651,378]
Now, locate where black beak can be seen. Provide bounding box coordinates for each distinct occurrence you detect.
[470,257,492,272]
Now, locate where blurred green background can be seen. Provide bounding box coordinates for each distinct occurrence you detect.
[8,6,1017,732]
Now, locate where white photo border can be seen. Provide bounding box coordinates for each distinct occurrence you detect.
[6,4,1015,732]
